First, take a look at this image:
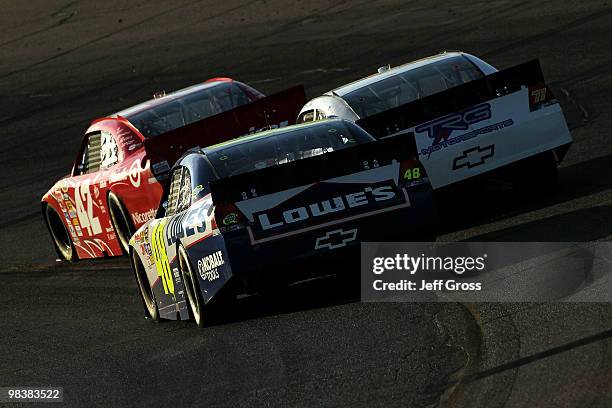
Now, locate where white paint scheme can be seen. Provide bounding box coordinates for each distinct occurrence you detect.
[298,51,572,189]
[409,87,571,188]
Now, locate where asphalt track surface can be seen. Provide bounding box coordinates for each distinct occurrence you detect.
[1,1,611,407]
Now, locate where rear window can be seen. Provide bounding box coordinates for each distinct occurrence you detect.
[206,121,374,178]
[343,56,484,118]
[126,82,254,138]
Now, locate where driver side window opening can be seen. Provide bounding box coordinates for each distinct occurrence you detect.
[297,110,315,123]
[165,167,192,217]
[297,109,326,124]
[78,132,102,175]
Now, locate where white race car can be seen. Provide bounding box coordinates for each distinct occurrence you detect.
[298,52,572,190]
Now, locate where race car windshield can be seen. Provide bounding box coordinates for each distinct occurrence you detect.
[207,121,375,178]
[125,82,253,138]
[343,55,484,118]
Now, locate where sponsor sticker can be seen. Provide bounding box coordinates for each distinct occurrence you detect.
[197,251,224,282]
[151,160,170,176]
[131,208,156,225]
[223,213,238,226]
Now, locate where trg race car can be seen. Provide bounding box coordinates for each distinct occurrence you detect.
[42,78,306,261]
[129,119,433,326]
[297,51,572,190]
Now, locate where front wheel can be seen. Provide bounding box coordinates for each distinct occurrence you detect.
[44,204,76,262]
[179,245,206,327]
[108,192,135,255]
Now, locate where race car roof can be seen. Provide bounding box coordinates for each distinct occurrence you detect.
[203,121,330,153]
[202,119,369,154]
[329,51,473,97]
[112,79,234,118]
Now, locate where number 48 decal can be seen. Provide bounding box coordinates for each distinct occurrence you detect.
[403,167,421,180]
[75,181,102,235]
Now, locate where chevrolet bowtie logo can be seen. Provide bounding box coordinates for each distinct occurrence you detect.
[315,228,358,250]
[452,144,495,170]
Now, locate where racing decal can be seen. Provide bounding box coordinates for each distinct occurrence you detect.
[165,201,213,247]
[185,234,233,305]
[131,208,156,225]
[107,158,143,188]
[416,103,492,147]
[223,213,239,226]
[452,145,496,170]
[100,130,118,168]
[314,228,358,250]
[128,159,142,188]
[403,167,421,182]
[254,182,400,232]
[197,251,224,282]
[74,181,102,236]
[151,160,170,176]
[151,220,175,296]
[229,159,420,247]
[192,184,205,200]
[415,103,514,157]
[115,125,141,153]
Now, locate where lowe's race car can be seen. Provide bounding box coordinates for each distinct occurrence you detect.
[129,119,433,326]
[298,52,572,190]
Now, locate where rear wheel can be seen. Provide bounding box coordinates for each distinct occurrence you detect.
[179,245,206,327]
[131,250,159,321]
[108,192,135,255]
[44,204,76,262]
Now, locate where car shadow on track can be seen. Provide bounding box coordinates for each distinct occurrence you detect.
[435,154,612,235]
[203,266,363,328]
[465,204,612,242]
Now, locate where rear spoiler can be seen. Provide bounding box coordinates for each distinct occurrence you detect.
[143,85,307,177]
[210,131,417,205]
[356,59,546,138]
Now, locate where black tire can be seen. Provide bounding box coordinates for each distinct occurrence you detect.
[108,192,135,255]
[178,245,206,327]
[512,151,558,194]
[131,250,159,321]
[44,204,76,262]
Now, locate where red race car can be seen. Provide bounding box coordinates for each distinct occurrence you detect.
[42,78,306,261]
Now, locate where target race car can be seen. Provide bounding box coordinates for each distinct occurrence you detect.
[298,52,572,190]
[129,119,433,325]
[42,78,306,261]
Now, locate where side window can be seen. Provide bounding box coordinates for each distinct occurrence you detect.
[100,130,119,169]
[297,110,315,123]
[77,132,102,175]
[176,169,192,213]
[165,167,192,217]
[315,109,327,121]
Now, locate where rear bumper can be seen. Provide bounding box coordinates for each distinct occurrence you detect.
[223,185,434,280]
